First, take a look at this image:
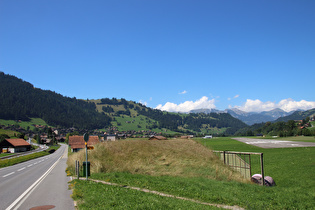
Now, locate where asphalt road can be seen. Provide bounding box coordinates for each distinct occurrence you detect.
[233,138,315,148]
[0,144,74,210]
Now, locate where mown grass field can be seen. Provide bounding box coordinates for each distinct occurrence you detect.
[68,137,315,209]
[111,115,158,131]
[110,115,181,135]
[0,118,49,130]
[277,136,315,142]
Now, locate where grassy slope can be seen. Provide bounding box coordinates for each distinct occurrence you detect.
[68,137,315,209]
[92,99,227,134]
[0,129,20,137]
[0,118,49,130]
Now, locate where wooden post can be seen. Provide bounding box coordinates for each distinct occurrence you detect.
[223,151,226,164]
[249,154,252,177]
[74,160,78,175]
[260,153,264,186]
[77,161,80,179]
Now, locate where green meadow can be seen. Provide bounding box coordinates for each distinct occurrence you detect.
[0,118,49,130]
[68,137,315,209]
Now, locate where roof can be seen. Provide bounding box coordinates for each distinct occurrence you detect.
[5,139,31,147]
[149,136,167,140]
[69,135,99,149]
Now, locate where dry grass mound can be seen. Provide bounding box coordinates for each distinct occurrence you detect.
[68,139,247,182]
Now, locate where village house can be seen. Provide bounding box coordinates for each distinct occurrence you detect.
[106,134,116,141]
[0,138,31,153]
[149,136,167,140]
[68,135,100,152]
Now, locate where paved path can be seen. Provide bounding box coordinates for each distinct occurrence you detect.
[233,138,315,148]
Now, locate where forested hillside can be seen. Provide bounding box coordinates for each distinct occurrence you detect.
[0,72,111,129]
[95,97,248,135]
[275,109,315,122]
[0,72,248,135]
[3,72,315,137]
[236,114,315,137]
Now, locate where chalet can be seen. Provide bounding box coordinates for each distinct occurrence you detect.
[69,135,100,152]
[107,135,116,141]
[0,139,31,153]
[149,136,167,140]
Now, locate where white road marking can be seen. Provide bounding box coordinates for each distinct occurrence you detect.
[17,167,26,172]
[7,146,67,210]
[27,164,33,167]
[3,172,15,177]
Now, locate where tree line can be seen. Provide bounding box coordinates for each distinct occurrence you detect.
[236,117,315,137]
[0,72,111,129]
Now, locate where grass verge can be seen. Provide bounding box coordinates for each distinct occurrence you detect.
[70,179,221,209]
[0,144,60,168]
[68,138,315,209]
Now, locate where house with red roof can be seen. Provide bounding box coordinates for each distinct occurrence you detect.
[68,135,100,152]
[0,138,31,153]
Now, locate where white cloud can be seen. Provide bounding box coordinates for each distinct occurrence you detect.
[228,94,240,101]
[179,90,187,94]
[234,94,240,99]
[156,96,216,112]
[235,98,315,112]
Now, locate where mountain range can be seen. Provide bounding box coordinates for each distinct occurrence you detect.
[190,108,296,125]
[0,72,314,136]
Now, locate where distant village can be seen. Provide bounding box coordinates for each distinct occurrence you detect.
[0,123,164,143]
[0,121,198,154]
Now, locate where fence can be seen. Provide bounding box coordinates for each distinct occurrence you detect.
[213,151,265,185]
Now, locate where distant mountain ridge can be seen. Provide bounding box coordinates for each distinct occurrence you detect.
[190,108,297,125]
[275,108,315,122]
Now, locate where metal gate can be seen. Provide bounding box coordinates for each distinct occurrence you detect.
[213,151,264,184]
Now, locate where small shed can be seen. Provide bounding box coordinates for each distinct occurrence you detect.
[0,138,31,153]
[149,136,167,140]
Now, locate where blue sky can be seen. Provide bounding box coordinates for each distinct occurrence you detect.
[1,0,315,113]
